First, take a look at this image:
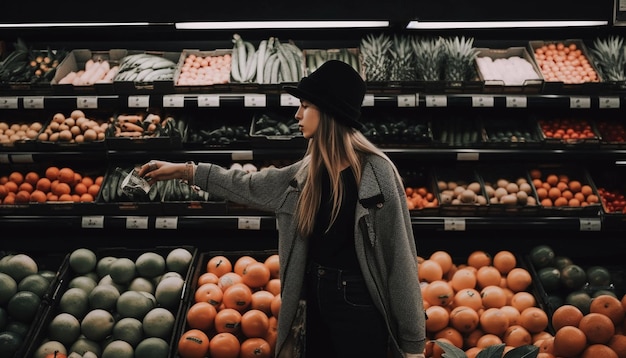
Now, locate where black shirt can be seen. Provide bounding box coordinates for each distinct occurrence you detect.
[309,166,360,270]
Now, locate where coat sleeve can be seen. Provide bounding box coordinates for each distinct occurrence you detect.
[194,161,302,213]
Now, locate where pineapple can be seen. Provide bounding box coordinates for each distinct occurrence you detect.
[442,36,479,81]
[590,36,626,81]
[389,35,417,81]
[360,33,392,82]
[412,36,445,81]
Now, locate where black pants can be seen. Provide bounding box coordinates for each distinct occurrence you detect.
[304,262,389,358]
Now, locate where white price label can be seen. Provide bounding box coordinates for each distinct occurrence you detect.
[599,96,620,109]
[280,93,299,107]
[472,96,494,107]
[128,95,150,108]
[569,96,591,109]
[155,216,178,229]
[506,96,527,108]
[197,95,220,107]
[23,96,44,109]
[238,217,261,230]
[456,152,479,161]
[77,96,98,109]
[231,151,254,161]
[10,154,34,163]
[362,94,375,107]
[579,218,601,231]
[0,97,18,109]
[444,218,466,231]
[82,216,104,228]
[397,94,417,107]
[244,94,266,107]
[163,95,185,107]
[125,216,149,229]
[425,95,447,107]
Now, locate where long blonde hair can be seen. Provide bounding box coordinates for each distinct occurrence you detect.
[296,112,401,238]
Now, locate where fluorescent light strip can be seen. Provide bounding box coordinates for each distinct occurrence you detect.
[0,22,152,28]
[176,20,389,30]
[406,20,608,29]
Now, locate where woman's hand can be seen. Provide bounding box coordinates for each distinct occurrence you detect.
[137,160,186,183]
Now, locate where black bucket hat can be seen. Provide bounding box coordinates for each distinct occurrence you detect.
[284,60,366,129]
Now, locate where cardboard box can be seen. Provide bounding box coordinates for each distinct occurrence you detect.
[173,49,233,93]
[475,47,544,94]
[113,51,180,94]
[51,49,128,95]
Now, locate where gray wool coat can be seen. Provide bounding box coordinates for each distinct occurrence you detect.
[194,153,426,357]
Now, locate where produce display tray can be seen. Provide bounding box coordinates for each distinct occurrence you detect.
[477,167,541,216]
[112,51,180,94]
[360,110,433,148]
[402,166,440,216]
[23,245,198,358]
[434,165,489,216]
[104,110,185,150]
[249,110,306,149]
[482,115,543,148]
[587,167,626,230]
[51,49,128,95]
[302,48,363,77]
[182,108,252,150]
[475,47,544,94]
[535,116,602,148]
[173,49,233,93]
[35,109,110,152]
[430,116,487,148]
[593,117,626,149]
[0,115,43,151]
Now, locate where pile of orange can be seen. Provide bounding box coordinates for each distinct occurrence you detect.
[405,186,439,211]
[419,249,552,358]
[178,253,280,358]
[529,168,599,208]
[0,166,102,203]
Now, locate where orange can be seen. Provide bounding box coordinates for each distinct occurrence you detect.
[434,327,463,349]
[81,176,94,187]
[536,336,555,354]
[209,332,241,358]
[553,326,587,357]
[53,182,71,196]
[240,337,271,358]
[552,304,584,330]
[35,177,51,192]
[218,272,243,291]
[520,306,549,333]
[24,171,39,186]
[29,190,47,203]
[449,305,479,333]
[263,254,280,279]
[510,291,537,313]
[493,250,517,275]
[465,347,482,358]
[264,316,278,355]
[504,324,532,347]
[579,312,615,344]
[18,181,33,193]
[194,282,223,307]
[453,288,482,311]
[250,290,275,316]
[419,259,444,283]
[214,308,242,334]
[450,268,477,292]
[425,305,450,333]
[73,182,88,195]
[265,278,281,296]
[15,190,30,203]
[241,309,270,338]
[95,175,104,185]
[429,251,454,275]
[58,193,73,201]
[500,305,521,326]
[4,181,17,193]
[45,166,60,181]
[476,333,503,348]
[8,171,24,185]
[464,328,485,348]
[58,167,75,184]
[79,193,94,202]
[533,331,553,344]
[270,294,281,318]
[506,267,532,292]
[476,265,502,289]
[480,285,507,309]
[178,329,210,358]
[431,338,454,358]
[87,184,100,197]
[234,255,257,276]
[198,272,219,286]
[423,280,454,307]
[241,261,271,288]
[186,301,217,331]
[222,282,252,313]
[467,250,492,269]
[479,308,509,336]
[581,344,619,358]
[0,184,7,199]
[608,334,626,358]
[591,294,625,326]
[207,255,233,278]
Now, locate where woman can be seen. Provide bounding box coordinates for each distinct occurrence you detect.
[138,60,426,358]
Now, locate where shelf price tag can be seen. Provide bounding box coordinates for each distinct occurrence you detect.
[81,216,104,229]
[280,93,299,107]
[197,94,220,107]
[155,216,178,229]
[163,95,185,108]
[0,97,18,109]
[128,95,150,108]
[23,96,44,109]
[425,95,447,107]
[472,95,494,107]
[506,96,527,108]
[599,96,620,109]
[362,94,375,107]
[397,94,417,107]
[231,150,254,161]
[238,217,261,230]
[125,216,149,229]
[0,154,9,164]
[579,218,601,231]
[244,94,266,107]
[77,96,98,109]
[444,218,466,231]
[569,96,591,109]
[10,154,34,163]
[456,152,479,161]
